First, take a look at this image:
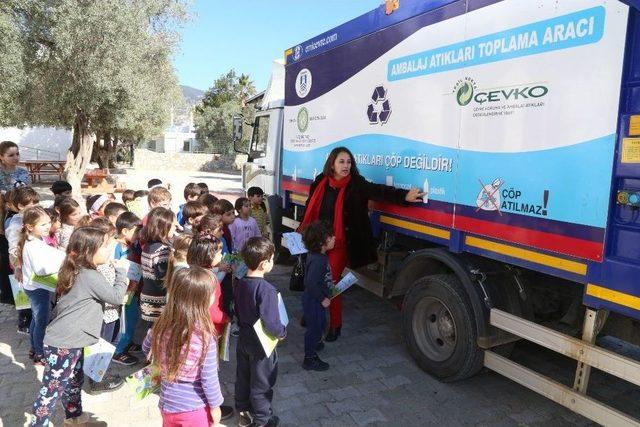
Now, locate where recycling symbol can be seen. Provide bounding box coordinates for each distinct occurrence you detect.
[367,85,391,125]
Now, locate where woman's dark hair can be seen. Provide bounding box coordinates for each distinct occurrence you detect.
[302,221,334,253]
[58,227,107,295]
[134,190,149,199]
[241,237,275,270]
[187,233,222,269]
[116,211,141,234]
[234,197,250,213]
[322,146,360,178]
[142,207,174,243]
[0,141,18,157]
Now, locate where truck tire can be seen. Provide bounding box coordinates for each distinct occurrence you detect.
[402,274,483,382]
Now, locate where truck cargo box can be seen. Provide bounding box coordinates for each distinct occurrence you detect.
[281,0,640,320]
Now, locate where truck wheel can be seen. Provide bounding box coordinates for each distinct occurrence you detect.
[402,274,483,382]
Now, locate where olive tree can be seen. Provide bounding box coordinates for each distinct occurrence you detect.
[2,0,187,195]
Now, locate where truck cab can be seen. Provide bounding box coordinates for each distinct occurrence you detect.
[235,60,285,197]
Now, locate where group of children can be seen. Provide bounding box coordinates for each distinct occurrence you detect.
[0,177,298,427]
[0,173,348,427]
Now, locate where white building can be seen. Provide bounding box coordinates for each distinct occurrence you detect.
[146,109,200,153]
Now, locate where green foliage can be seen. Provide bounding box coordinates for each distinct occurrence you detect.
[195,69,256,153]
[1,0,188,141]
[0,8,27,126]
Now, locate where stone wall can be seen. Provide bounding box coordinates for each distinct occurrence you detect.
[133,149,247,172]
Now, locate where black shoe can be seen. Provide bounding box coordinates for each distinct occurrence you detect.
[325,327,341,342]
[256,416,280,427]
[316,341,325,352]
[300,316,306,328]
[127,343,142,353]
[238,411,253,427]
[33,355,46,366]
[87,375,124,395]
[17,325,29,335]
[303,355,330,371]
[112,352,139,366]
[220,405,234,421]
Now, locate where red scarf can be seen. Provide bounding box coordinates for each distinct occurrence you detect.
[299,174,352,248]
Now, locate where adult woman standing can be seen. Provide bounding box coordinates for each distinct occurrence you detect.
[0,141,31,191]
[299,147,423,341]
[0,141,32,332]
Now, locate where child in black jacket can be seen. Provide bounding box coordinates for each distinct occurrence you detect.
[301,221,335,371]
[234,237,285,427]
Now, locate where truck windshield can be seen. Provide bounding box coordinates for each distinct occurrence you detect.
[250,115,270,158]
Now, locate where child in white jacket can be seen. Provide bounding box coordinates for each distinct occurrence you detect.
[18,206,65,365]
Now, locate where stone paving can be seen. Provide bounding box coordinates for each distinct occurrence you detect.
[1,263,639,426]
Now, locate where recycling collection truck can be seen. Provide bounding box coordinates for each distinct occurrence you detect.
[234,0,640,424]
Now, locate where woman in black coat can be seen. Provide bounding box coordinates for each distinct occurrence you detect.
[300,147,423,341]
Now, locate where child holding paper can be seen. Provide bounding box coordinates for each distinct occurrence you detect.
[144,266,223,427]
[31,227,128,426]
[301,221,335,371]
[234,237,285,427]
[18,206,65,365]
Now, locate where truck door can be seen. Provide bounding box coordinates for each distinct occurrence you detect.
[243,111,280,195]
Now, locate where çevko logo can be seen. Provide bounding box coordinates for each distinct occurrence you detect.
[454,77,476,106]
[297,107,309,132]
[453,77,548,106]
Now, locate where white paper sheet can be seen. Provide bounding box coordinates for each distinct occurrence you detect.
[282,232,307,255]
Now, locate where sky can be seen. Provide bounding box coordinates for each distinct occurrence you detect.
[173,0,381,92]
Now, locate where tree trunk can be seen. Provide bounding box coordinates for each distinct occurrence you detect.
[91,130,101,164]
[64,110,93,205]
[108,136,118,168]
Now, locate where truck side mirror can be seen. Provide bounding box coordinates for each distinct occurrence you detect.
[232,115,247,154]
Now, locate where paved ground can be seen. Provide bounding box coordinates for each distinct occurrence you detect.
[2,169,640,426]
[5,261,640,426]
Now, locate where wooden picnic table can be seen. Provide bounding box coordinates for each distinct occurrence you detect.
[81,168,125,195]
[20,160,66,183]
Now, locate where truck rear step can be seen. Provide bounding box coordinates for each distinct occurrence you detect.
[487,308,640,426]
